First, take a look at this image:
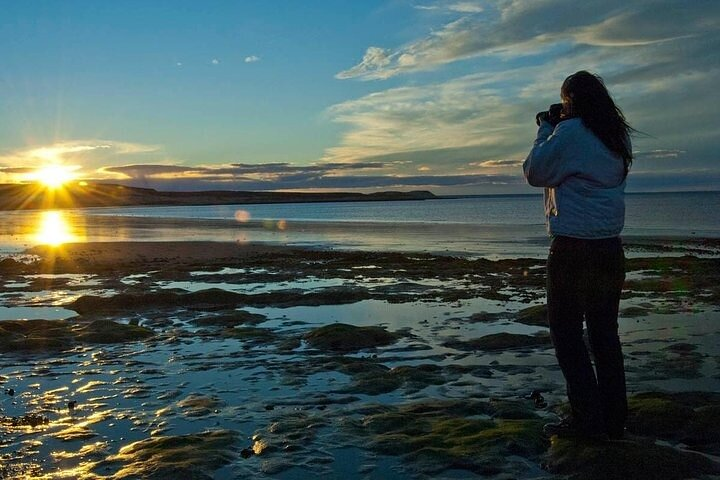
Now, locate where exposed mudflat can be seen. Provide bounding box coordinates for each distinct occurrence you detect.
[1,241,719,479]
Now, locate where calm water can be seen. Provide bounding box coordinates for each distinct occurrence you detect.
[1,191,718,258]
[78,191,720,230]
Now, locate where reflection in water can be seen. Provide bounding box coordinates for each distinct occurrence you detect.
[35,211,78,246]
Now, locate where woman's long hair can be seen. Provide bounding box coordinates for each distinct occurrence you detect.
[561,71,634,177]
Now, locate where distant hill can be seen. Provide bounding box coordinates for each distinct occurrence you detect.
[0,183,436,211]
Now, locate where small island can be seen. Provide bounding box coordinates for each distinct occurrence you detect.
[0,182,436,211]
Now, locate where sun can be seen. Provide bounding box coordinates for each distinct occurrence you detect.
[31,165,78,189]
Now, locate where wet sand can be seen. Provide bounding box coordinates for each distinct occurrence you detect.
[1,241,720,479]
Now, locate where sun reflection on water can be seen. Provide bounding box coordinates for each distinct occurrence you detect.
[35,211,78,246]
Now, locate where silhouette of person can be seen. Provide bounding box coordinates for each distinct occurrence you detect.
[523,71,634,440]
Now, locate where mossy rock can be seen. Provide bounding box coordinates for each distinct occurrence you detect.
[0,319,153,352]
[305,323,401,352]
[468,311,506,323]
[489,398,539,420]
[70,291,181,313]
[351,399,547,475]
[627,392,720,453]
[547,435,720,480]
[341,363,446,395]
[685,404,720,445]
[75,320,154,343]
[222,327,277,343]
[627,394,693,437]
[443,332,551,351]
[515,305,548,326]
[620,306,650,318]
[177,394,224,417]
[94,429,237,479]
[191,310,266,327]
[0,320,74,351]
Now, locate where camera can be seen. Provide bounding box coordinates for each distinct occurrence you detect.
[535,103,564,127]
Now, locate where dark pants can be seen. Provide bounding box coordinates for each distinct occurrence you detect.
[547,235,627,436]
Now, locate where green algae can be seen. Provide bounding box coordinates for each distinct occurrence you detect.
[70,285,373,314]
[247,412,327,475]
[222,326,278,344]
[94,429,238,479]
[633,343,706,380]
[623,256,720,305]
[177,394,224,417]
[75,320,154,344]
[620,305,651,317]
[627,392,720,453]
[443,331,551,351]
[467,311,506,323]
[515,304,548,326]
[0,319,153,352]
[547,435,720,480]
[344,362,446,395]
[305,323,401,352]
[349,398,547,475]
[0,319,74,351]
[191,310,266,327]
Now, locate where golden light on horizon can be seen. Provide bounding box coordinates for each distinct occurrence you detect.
[29,165,79,189]
[35,211,77,246]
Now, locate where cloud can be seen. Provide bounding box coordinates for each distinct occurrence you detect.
[633,149,686,160]
[244,55,261,63]
[414,5,439,11]
[470,159,523,168]
[335,47,393,80]
[324,70,541,168]
[0,141,159,165]
[106,172,523,192]
[211,58,220,65]
[100,161,390,186]
[448,2,484,13]
[0,167,35,174]
[325,0,720,194]
[0,140,164,183]
[102,164,206,178]
[94,159,527,192]
[413,2,483,13]
[337,1,720,80]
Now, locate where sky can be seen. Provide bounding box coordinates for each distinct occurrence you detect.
[1,0,718,194]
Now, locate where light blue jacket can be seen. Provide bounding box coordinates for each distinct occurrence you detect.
[523,117,627,239]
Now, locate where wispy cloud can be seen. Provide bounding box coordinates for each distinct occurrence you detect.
[325,69,541,169]
[413,1,483,13]
[470,159,523,168]
[103,172,523,192]
[244,55,261,63]
[97,160,527,191]
[633,149,686,160]
[337,1,720,80]
[0,140,163,183]
[448,2,483,13]
[104,161,386,180]
[326,0,720,194]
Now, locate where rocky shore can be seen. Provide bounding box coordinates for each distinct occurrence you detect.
[1,241,719,478]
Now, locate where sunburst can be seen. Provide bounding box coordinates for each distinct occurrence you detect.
[29,165,79,189]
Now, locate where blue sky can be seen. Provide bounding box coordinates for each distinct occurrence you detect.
[1,0,718,194]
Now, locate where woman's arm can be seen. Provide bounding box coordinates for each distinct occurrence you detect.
[523,120,576,187]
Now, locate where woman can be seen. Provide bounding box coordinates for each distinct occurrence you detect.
[523,71,634,440]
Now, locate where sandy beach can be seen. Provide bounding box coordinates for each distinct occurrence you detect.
[1,240,720,479]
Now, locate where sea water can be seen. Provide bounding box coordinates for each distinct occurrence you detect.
[0,191,718,258]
